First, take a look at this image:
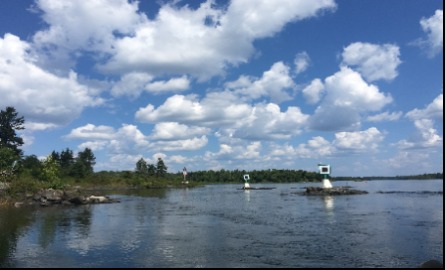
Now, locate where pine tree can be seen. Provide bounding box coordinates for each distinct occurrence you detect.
[136,158,148,175]
[147,164,156,176]
[60,148,75,168]
[72,148,96,178]
[0,107,25,156]
[156,158,167,177]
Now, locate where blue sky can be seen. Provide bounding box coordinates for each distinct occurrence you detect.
[0,0,442,176]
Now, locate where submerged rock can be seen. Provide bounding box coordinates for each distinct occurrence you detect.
[304,186,368,196]
[418,259,443,268]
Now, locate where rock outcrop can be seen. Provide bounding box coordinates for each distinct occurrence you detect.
[15,188,120,207]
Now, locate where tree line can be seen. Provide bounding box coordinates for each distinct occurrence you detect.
[135,157,168,178]
[333,173,443,181]
[182,169,322,183]
[20,148,96,181]
[0,107,184,192]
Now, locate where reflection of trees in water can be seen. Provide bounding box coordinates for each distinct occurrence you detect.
[1,190,170,267]
[0,205,94,267]
[0,207,36,268]
[37,206,94,248]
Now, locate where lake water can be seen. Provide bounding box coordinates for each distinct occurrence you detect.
[0,180,443,268]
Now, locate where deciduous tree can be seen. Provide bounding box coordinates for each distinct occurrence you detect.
[40,155,60,182]
[0,146,19,181]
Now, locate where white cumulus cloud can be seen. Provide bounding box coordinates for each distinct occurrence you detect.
[333,127,384,153]
[302,78,325,104]
[33,0,144,70]
[233,103,309,140]
[94,0,336,80]
[309,67,393,131]
[225,61,295,103]
[396,93,443,150]
[406,93,443,121]
[294,51,311,74]
[366,111,403,122]
[150,122,210,140]
[341,42,402,82]
[419,9,443,58]
[145,76,190,94]
[0,34,102,130]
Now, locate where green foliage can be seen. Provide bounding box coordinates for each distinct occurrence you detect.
[6,176,42,196]
[69,160,88,179]
[148,164,156,176]
[0,146,20,182]
[19,155,42,179]
[135,158,148,175]
[0,106,25,157]
[46,180,65,190]
[40,155,60,182]
[49,147,96,179]
[76,148,96,177]
[156,158,167,177]
[59,148,75,174]
[50,151,60,164]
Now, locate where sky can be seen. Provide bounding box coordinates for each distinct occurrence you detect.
[0,0,443,177]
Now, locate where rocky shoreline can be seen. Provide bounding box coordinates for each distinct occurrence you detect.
[1,186,120,208]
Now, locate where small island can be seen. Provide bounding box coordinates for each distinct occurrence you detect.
[301,164,368,196]
[304,186,368,196]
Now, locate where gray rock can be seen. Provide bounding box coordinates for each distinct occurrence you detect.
[14,188,121,207]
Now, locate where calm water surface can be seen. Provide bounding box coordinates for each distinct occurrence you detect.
[0,180,443,268]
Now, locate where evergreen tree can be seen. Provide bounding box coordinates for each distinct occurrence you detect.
[60,148,75,168]
[147,164,156,176]
[135,158,148,175]
[71,148,96,178]
[70,160,88,178]
[156,158,167,177]
[79,148,96,174]
[60,148,75,176]
[0,107,25,156]
[50,151,60,165]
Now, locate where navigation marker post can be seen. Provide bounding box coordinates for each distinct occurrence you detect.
[182,167,189,184]
[243,174,251,189]
[318,163,333,189]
